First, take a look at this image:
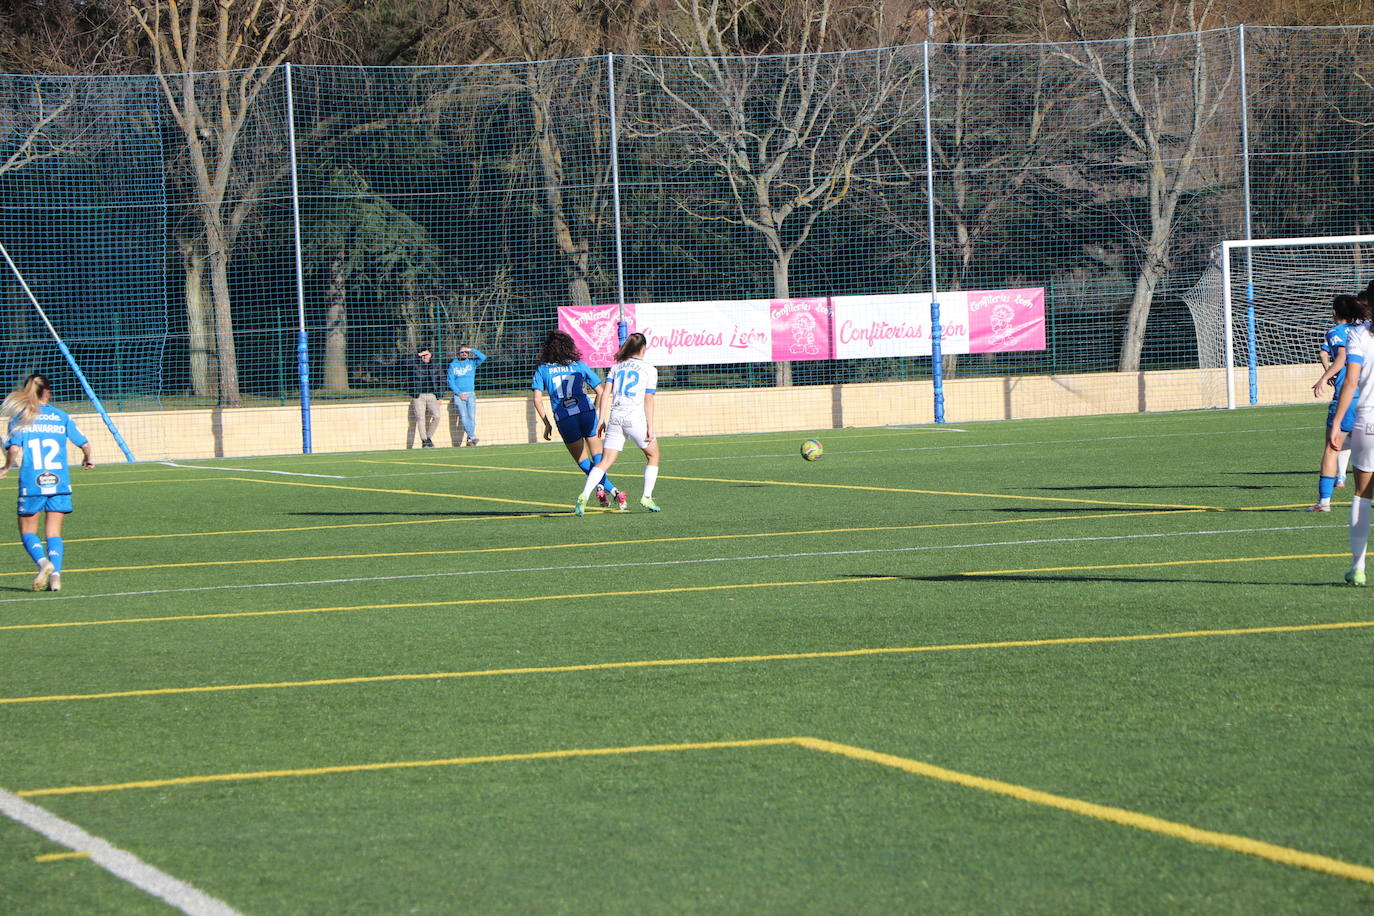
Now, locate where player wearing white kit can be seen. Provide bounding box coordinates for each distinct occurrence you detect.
[1329,315,1374,584]
[573,332,662,515]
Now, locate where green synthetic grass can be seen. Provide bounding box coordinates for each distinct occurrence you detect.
[3,404,1374,913]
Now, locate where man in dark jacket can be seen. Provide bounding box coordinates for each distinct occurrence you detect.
[408,346,445,447]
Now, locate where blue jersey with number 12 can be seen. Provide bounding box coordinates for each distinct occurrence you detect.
[531,361,602,420]
[6,406,88,497]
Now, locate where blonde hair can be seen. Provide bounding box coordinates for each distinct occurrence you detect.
[0,374,51,430]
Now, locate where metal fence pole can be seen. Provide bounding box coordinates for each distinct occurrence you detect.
[922,41,944,423]
[284,62,313,452]
[1237,24,1259,406]
[607,53,630,345]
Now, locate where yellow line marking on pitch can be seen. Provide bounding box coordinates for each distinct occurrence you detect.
[35,851,91,862]
[0,576,900,632]
[795,738,1374,887]
[0,509,1208,575]
[17,736,1374,887]
[6,619,1371,705]
[16,738,796,796]
[359,460,1224,511]
[964,553,1345,576]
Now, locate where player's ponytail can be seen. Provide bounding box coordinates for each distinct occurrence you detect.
[614,333,647,363]
[0,373,50,429]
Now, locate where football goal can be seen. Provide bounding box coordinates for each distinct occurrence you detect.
[1181,234,1374,409]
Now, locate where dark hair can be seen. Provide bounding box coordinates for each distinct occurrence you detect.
[538,330,581,365]
[1334,294,1368,325]
[614,332,647,363]
[417,345,432,354]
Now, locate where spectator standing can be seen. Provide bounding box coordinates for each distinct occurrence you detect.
[408,346,444,448]
[447,345,487,446]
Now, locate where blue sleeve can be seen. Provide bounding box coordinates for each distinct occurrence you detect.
[531,366,546,392]
[1349,352,1366,365]
[473,349,487,366]
[578,362,603,388]
[67,417,89,448]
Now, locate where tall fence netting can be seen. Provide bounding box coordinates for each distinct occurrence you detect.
[0,27,1371,457]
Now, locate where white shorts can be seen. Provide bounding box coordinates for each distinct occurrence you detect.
[1350,414,1374,472]
[603,412,649,452]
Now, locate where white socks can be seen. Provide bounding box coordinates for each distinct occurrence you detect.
[1339,448,1352,480]
[643,465,659,500]
[1350,496,1371,571]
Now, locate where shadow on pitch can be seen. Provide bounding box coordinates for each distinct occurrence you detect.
[846,572,1340,587]
[1031,484,1276,492]
[287,510,547,518]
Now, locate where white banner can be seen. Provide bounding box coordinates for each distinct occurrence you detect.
[832,293,970,358]
[636,300,773,366]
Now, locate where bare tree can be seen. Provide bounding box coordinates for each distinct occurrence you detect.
[628,0,923,384]
[121,0,335,405]
[1053,0,1237,372]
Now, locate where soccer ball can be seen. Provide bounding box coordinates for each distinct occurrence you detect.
[801,439,824,461]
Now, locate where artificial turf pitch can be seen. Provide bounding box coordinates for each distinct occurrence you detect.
[2,403,1373,913]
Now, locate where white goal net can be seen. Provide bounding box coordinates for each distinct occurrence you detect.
[1181,235,1374,407]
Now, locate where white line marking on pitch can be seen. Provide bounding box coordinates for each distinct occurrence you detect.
[0,523,1337,605]
[669,425,1318,461]
[158,461,345,479]
[0,787,242,915]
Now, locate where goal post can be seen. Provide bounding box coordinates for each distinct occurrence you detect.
[1185,234,1374,410]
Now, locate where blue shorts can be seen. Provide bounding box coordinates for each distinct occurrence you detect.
[1328,398,1359,434]
[555,411,598,444]
[18,494,73,516]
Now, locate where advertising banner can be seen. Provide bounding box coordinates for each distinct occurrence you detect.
[558,287,1044,367]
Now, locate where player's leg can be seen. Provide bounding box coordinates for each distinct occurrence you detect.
[17,507,52,591]
[585,428,617,497]
[1337,401,1357,485]
[1345,423,1374,584]
[577,447,621,504]
[1314,430,1341,510]
[640,438,661,510]
[43,508,65,591]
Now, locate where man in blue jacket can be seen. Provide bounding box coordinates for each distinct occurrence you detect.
[448,345,487,446]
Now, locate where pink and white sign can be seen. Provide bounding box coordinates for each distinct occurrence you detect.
[968,287,1045,353]
[770,297,833,362]
[559,302,633,367]
[558,287,1044,367]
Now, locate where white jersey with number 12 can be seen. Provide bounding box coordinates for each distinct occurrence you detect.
[608,357,657,418]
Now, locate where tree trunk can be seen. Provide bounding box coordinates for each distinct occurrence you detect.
[322,252,351,393]
[207,241,243,406]
[182,242,216,398]
[772,253,793,387]
[1118,221,1172,373]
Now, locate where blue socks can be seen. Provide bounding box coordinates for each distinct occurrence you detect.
[21,533,45,566]
[47,537,63,573]
[1320,475,1337,501]
[577,456,616,492]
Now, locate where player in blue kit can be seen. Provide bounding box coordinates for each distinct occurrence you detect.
[1309,294,1369,510]
[530,330,622,509]
[0,374,94,591]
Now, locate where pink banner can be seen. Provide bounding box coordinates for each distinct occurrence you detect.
[558,303,634,367]
[770,297,834,361]
[967,287,1045,353]
[559,287,1045,367]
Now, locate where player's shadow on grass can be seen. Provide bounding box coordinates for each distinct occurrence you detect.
[1031,484,1276,491]
[857,573,1336,587]
[966,506,1202,514]
[288,510,547,518]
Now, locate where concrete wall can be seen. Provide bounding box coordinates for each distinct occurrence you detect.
[69,363,1315,462]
